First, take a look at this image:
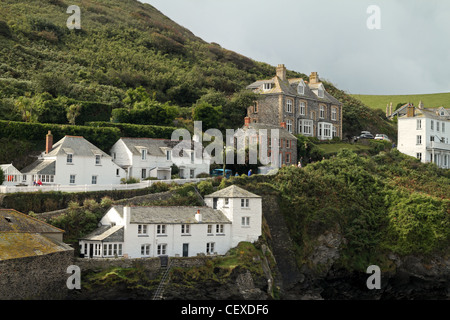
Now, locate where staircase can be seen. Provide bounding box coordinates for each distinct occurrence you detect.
[152,261,172,300]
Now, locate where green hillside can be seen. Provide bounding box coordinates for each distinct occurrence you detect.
[0,0,395,166]
[351,92,450,111]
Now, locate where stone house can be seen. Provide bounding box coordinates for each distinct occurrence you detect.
[0,209,73,299]
[79,185,262,258]
[246,64,342,140]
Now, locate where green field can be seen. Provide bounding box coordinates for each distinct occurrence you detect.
[351,92,450,111]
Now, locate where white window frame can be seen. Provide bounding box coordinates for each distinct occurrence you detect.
[157,224,166,235]
[141,149,147,160]
[299,101,306,115]
[286,119,292,133]
[319,105,325,119]
[67,153,73,164]
[286,99,293,113]
[141,244,150,256]
[216,224,224,234]
[181,224,190,235]
[416,135,422,145]
[95,154,101,165]
[241,198,249,208]
[331,108,337,121]
[417,119,422,130]
[91,175,97,185]
[297,82,305,95]
[241,216,250,227]
[206,242,215,254]
[157,244,167,255]
[69,174,76,184]
[138,224,148,235]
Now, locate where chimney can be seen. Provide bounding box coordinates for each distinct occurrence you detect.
[123,206,131,224]
[309,72,319,84]
[195,209,202,222]
[280,122,286,128]
[45,131,53,154]
[418,100,424,109]
[406,105,415,117]
[244,116,251,127]
[276,64,286,81]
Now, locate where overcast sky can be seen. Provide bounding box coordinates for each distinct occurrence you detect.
[142,0,450,95]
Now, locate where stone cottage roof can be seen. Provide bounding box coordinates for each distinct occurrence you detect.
[0,209,64,234]
[205,185,261,199]
[0,232,72,260]
[113,205,231,224]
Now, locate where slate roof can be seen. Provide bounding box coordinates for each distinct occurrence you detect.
[204,185,261,199]
[113,205,231,224]
[0,209,64,234]
[47,136,111,158]
[247,76,341,105]
[21,159,56,175]
[0,232,73,260]
[119,138,204,158]
[80,225,124,242]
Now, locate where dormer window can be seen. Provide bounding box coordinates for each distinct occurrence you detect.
[141,149,147,160]
[263,83,273,91]
[318,84,325,98]
[297,81,305,95]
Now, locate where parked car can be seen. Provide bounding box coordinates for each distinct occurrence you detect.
[374,134,390,141]
[358,131,374,139]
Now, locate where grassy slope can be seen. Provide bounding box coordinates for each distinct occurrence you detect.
[351,92,450,111]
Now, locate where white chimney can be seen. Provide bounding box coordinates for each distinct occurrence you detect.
[195,209,202,222]
[123,206,131,225]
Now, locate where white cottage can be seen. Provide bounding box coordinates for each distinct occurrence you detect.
[110,137,210,181]
[0,164,23,186]
[21,131,126,186]
[79,185,262,258]
[398,105,450,168]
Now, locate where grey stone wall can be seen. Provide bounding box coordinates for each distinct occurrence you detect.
[0,250,74,300]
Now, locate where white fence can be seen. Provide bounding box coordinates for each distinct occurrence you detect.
[0,178,208,194]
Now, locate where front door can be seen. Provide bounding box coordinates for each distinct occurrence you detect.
[89,243,93,258]
[182,243,189,257]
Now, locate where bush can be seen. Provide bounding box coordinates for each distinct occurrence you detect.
[86,121,176,139]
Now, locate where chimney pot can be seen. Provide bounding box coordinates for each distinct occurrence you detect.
[244,117,251,126]
[280,122,286,128]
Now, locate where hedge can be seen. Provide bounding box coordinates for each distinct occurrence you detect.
[0,120,120,151]
[85,121,177,139]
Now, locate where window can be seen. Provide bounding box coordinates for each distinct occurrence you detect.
[442,123,446,133]
[303,120,312,135]
[417,119,422,130]
[190,152,194,163]
[286,153,291,163]
[141,149,147,160]
[67,154,73,164]
[241,217,250,227]
[190,169,195,178]
[116,169,120,176]
[431,120,434,131]
[224,198,229,206]
[157,244,167,255]
[263,83,272,90]
[332,126,338,138]
[430,136,435,142]
[95,155,101,165]
[138,224,148,235]
[69,174,76,184]
[141,244,150,256]
[331,108,337,121]
[323,123,331,138]
[157,224,166,235]
[299,101,306,115]
[91,175,97,184]
[286,99,293,113]
[166,150,171,161]
[206,242,215,254]
[253,102,258,113]
[216,224,224,234]
[181,224,190,234]
[141,169,146,179]
[241,198,249,208]
[286,119,292,133]
[417,153,422,161]
[319,105,325,119]
[318,85,324,98]
[207,225,213,234]
[416,135,422,145]
[298,82,305,95]
[437,122,440,132]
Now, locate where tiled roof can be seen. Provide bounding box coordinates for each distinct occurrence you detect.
[205,185,261,199]
[0,209,64,234]
[113,205,231,224]
[120,138,204,158]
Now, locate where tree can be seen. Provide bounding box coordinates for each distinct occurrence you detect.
[0,168,4,185]
[14,94,38,122]
[67,104,81,125]
[123,86,150,109]
[192,102,222,131]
